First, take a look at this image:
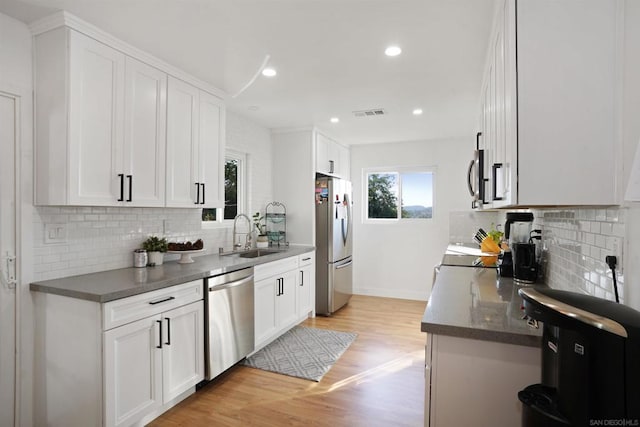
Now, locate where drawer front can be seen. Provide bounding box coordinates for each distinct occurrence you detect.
[298,252,315,267]
[254,256,299,282]
[103,280,203,330]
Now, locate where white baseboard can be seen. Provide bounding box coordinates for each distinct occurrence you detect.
[353,287,428,302]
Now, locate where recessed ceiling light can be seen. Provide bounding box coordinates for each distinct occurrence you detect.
[248,106,259,111]
[413,108,423,115]
[262,67,277,77]
[385,46,402,57]
[330,117,340,123]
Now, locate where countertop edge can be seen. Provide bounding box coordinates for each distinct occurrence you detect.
[30,246,315,303]
[421,322,542,348]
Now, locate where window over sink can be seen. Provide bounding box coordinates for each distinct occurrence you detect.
[364,167,435,221]
[202,150,246,225]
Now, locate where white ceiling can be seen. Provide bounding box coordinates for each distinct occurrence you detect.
[0,0,497,145]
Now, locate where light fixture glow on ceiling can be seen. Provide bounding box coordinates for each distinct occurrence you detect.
[413,108,423,115]
[385,46,402,57]
[262,67,277,77]
[330,117,340,123]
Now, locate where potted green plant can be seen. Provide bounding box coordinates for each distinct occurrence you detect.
[253,212,268,248]
[142,236,168,266]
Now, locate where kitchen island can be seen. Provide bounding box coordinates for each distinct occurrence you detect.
[421,265,542,427]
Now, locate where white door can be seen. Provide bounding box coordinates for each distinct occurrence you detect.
[123,57,167,207]
[104,315,162,427]
[68,30,125,205]
[162,301,204,403]
[0,93,17,427]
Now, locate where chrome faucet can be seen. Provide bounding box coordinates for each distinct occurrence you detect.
[232,214,252,251]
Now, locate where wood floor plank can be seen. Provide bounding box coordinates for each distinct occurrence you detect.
[148,295,427,427]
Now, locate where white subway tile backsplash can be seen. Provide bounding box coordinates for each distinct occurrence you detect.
[536,208,625,303]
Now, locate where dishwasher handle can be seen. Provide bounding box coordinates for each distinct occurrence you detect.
[209,274,254,292]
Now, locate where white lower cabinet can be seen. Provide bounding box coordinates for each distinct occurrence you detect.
[104,296,204,427]
[425,333,540,427]
[254,252,316,349]
[104,315,163,427]
[161,302,205,403]
[297,253,315,318]
[33,280,204,427]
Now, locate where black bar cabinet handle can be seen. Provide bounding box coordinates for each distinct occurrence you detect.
[300,271,304,286]
[201,183,205,205]
[156,320,163,349]
[165,318,171,345]
[149,296,175,305]
[117,174,124,201]
[329,160,335,174]
[195,182,200,204]
[492,163,503,201]
[126,175,133,202]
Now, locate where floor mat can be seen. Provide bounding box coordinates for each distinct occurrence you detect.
[242,326,357,382]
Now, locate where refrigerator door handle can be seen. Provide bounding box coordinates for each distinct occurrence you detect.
[341,193,350,245]
[336,259,353,269]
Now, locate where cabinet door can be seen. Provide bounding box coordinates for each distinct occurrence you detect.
[198,91,225,208]
[104,315,162,427]
[254,278,278,347]
[297,263,314,317]
[123,57,167,207]
[166,77,200,207]
[338,143,350,180]
[162,301,204,403]
[68,30,125,205]
[316,132,331,175]
[328,140,341,176]
[277,270,298,329]
[489,0,512,207]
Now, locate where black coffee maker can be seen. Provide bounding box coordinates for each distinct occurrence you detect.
[518,287,640,426]
[502,212,540,283]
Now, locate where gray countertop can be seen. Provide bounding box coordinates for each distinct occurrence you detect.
[421,265,542,347]
[30,246,315,303]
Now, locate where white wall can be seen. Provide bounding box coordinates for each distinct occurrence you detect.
[351,138,470,301]
[0,11,34,427]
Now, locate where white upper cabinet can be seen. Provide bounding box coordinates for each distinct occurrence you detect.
[33,14,225,208]
[198,91,225,208]
[315,131,350,179]
[478,0,621,208]
[166,77,224,208]
[35,29,167,206]
[123,57,167,207]
[35,28,126,206]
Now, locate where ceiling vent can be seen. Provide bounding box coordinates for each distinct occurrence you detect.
[353,108,387,118]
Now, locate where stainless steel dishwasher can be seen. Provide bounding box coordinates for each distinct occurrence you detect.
[205,267,255,380]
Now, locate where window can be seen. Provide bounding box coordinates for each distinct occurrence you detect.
[365,168,434,221]
[202,150,246,224]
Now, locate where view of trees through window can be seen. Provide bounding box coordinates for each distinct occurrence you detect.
[367,171,433,220]
[202,158,239,221]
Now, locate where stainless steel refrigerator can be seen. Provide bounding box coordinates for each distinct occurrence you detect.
[315,176,353,315]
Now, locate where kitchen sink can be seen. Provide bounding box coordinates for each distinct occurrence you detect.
[238,248,282,258]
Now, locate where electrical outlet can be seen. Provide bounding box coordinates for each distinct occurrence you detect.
[44,223,67,244]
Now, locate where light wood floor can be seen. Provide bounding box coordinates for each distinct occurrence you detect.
[148,295,427,427]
